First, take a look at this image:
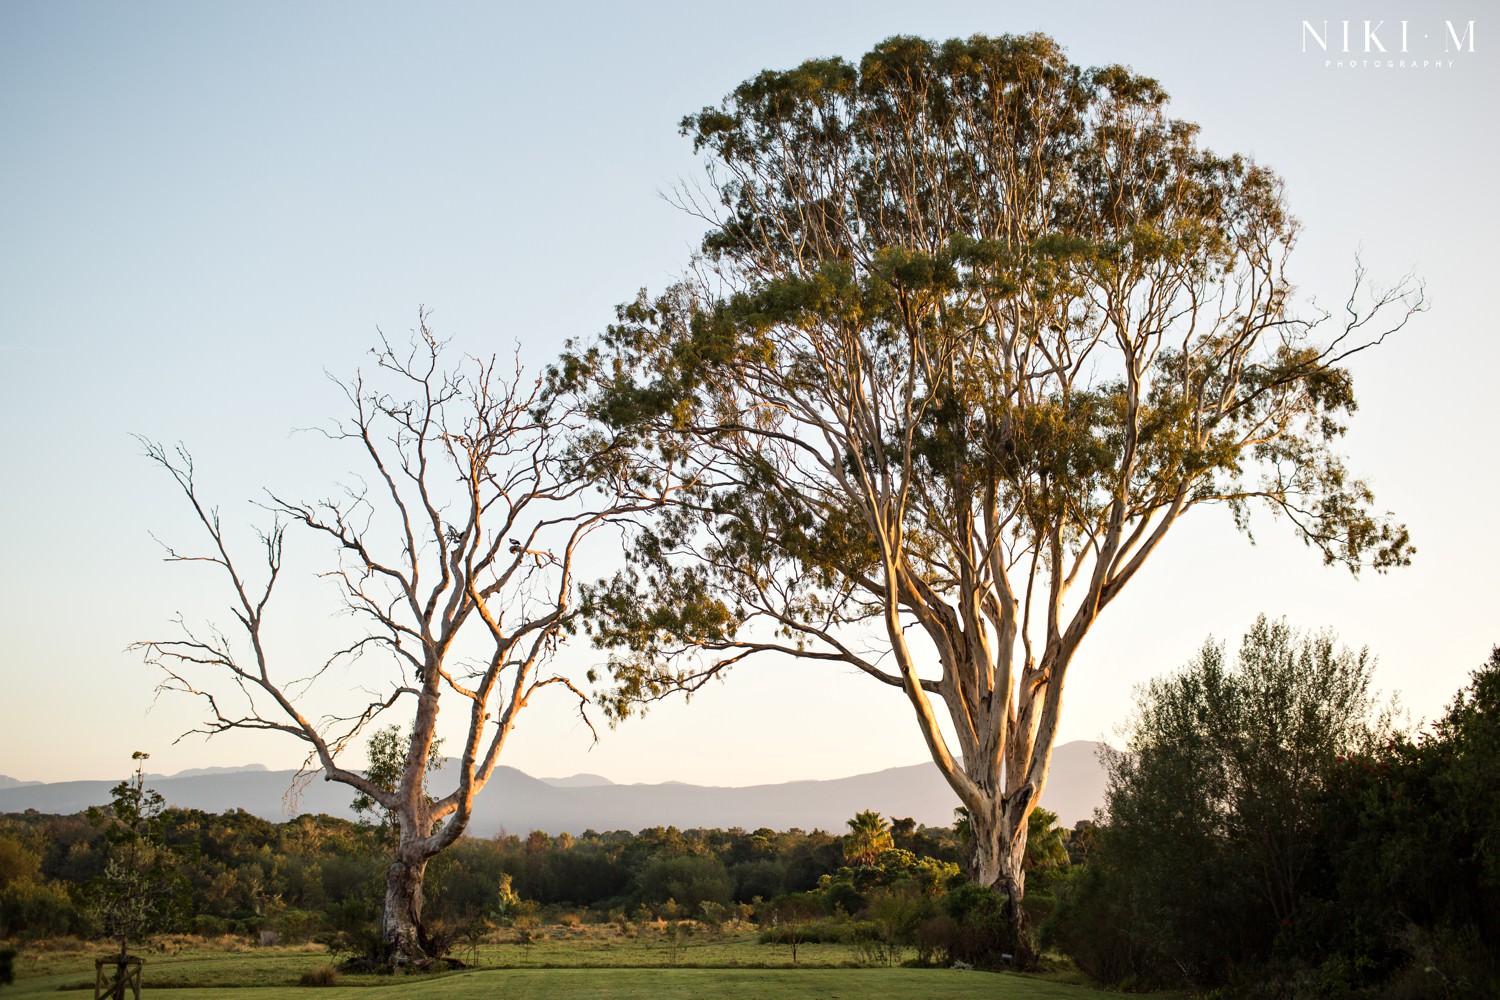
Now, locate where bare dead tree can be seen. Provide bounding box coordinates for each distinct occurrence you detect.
[135,317,650,965]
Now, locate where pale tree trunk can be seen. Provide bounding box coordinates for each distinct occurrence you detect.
[896,619,1074,970]
[966,797,1034,967]
[377,740,483,968]
[381,850,429,966]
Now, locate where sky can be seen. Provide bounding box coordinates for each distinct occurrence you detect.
[1,1,1495,795]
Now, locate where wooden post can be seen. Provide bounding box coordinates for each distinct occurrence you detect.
[94,956,143,1000]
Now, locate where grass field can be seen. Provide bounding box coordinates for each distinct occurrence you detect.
[3,927,1120,997]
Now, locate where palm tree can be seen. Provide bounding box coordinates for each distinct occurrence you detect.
[1025,808,1070,874]
[843,810,894,867]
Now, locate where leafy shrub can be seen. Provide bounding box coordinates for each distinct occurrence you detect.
[698,900,728,931]
[1044,858,1161,985]
[757,917,856,944]
[940,882,1010,967]
[320,926,386,973]
[635,854,733,909]
[189,914,230,938]
[915,914,957,966]
[0,879,82,938]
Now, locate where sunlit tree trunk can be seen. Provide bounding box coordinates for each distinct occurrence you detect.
[380,853,429,965]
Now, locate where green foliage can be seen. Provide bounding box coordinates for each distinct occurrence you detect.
[1292,647,1500,995]
[2,798,968,954]
[938,882,1012,967]
[558,41,1415,971]
[841,811,894,868]
[1134,618,1380,966]
[493,873,523,925]
[1045,627,1500,997]
[756,914,855,946]
[0,878,80,939]
[0,822,87,939]
[0,833,40,892]
[351,724,444,835]
[85,752,181,959]
[635,853,733,910]
[1024,809,1068,873]
[858,885,941,966]
[558,32,1418,718]
[0,946,11,987]
[819,848,959,908]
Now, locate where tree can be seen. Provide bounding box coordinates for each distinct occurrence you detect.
[554,33,1420,960]
[1305,646,1500,991]
[135,321,651,966]
[85,752,172,964]
[761,891,825,964]
[1052,617,1390,987]
[842,810,894,867]
[1023,808,1069,882]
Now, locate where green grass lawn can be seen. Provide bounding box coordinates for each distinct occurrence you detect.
[3,928,1118,998]
[10,968,1114,999]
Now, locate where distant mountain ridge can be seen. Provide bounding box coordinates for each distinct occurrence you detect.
[0,741,1108,833]
[537,773,616,788]
[145,764,270,780]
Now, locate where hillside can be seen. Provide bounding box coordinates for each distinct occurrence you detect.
[0,741,1108,832]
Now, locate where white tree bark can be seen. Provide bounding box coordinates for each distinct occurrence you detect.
[136,323,656,965]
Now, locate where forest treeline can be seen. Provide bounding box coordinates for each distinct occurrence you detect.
[0,800,984,940]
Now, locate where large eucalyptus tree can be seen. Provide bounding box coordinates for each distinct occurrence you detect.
[558,33,1421,958]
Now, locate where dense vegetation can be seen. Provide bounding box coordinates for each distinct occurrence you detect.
[1047,624,1500,998]
[0,803,977,943]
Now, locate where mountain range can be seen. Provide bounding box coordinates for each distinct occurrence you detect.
[0,740,1108,834]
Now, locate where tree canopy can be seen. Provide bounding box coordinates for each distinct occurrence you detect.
[554,32,1420,958]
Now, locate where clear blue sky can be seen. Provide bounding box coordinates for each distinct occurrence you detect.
[1,0,1494,790]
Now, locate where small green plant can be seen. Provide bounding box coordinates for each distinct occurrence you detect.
[665,920,693,964]
[757,893,836,964]
[698,900,727,935]
[493,873,522,926]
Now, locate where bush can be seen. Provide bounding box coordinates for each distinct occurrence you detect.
[914,915,956,966]
[0,879,82,938]
[320,926,386,973]
[1053,619,1389,990]
[298,965,340,987]
[698,900,728,931]
[1044,858,1162,985]
[189,914,230,938]
[635,854,733,910]
[940,882,1011,967]
[757,917,855,945]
